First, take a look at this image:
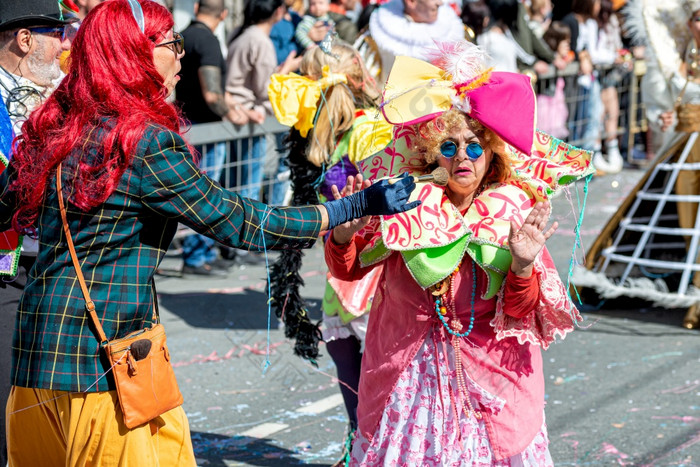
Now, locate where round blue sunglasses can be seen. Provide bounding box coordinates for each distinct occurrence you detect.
[439,140,484,160]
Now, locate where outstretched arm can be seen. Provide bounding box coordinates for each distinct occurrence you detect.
[140,129,418,249]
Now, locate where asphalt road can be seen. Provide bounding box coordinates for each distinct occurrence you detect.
[155,166,700,466]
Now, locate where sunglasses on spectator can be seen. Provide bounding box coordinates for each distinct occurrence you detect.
[693,15,700,22]
[155,32,184,55]
[439,140,484,160]
[15,26,67,41]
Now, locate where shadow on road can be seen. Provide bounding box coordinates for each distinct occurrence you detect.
[192,431,333,466]
[159,290,324,330]
[574,286,698,332]
[578,306,696,335]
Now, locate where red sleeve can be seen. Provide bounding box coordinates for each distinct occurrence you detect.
[502,269,540,318]
[324,233,372,281]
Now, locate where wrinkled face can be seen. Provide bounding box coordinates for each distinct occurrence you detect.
[436,119,493,206]
[22,27,71,87]
[309,0,330,17]
[405,0,442,24]
[153,30,183,96]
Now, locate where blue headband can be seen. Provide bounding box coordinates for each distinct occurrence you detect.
[126,0,145,33]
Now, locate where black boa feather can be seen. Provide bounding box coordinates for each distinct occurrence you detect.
[269,129,325,364]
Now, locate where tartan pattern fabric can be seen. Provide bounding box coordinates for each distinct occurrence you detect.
[0,124,322,392]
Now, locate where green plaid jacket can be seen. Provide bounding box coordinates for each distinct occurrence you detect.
[0,124,322,392]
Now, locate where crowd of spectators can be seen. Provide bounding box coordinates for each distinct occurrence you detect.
[469,0,638,173]
[175,0,643,173]
[46,0,646,274]
[162,0,649,273]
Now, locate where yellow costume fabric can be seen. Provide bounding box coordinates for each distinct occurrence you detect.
[346,112,393,166]
[6,386,195,466]
[380,56,455,124]
[268,66,348,137]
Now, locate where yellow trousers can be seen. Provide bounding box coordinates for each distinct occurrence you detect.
[6,386,196,466]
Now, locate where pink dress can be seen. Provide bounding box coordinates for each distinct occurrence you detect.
[537,77,569,140]
[326,235,578,465]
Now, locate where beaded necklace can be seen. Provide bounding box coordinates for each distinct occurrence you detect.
[434,261,476,337]
[430,259,481,419]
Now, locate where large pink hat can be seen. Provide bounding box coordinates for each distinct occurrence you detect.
[380,41,536,155]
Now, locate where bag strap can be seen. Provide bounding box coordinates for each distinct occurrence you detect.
[56,164,159,346]
[56,164,109,344]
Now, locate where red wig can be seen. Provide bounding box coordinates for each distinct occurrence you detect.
[11,0,188,233]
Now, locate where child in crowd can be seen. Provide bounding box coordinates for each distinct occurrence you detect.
[527,0,552,38]
[537,21,573,139]
[561,0,601,163]
[268,40,392,463]
[295,0,335,50]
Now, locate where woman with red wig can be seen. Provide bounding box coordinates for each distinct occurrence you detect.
[0,0,418,464]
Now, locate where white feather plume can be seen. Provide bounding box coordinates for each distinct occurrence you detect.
[620,0,646,47]
[453,96,471,114]
[425,40,490,83]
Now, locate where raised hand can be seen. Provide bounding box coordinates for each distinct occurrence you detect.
[508,201,558,277]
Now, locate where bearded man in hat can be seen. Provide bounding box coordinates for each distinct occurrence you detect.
[0,1,74,464]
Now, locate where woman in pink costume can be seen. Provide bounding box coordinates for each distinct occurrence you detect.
[324,41,594,465]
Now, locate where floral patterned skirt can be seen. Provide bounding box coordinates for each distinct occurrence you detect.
[350,331,553,466]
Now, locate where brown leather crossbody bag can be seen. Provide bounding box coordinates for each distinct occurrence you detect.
[57,164,183,428]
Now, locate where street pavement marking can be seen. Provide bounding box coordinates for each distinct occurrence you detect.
[295,393,344,415]
[240,394,344,439]
[240,422,290,438]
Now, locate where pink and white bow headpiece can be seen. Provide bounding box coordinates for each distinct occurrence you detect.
[380,40,536,155]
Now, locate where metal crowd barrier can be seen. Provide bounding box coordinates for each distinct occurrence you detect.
[534,59,648,165]
[172,119,292,241]
[184,118,292,204]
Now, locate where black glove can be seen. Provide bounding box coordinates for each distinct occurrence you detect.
[323,172,421,229]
